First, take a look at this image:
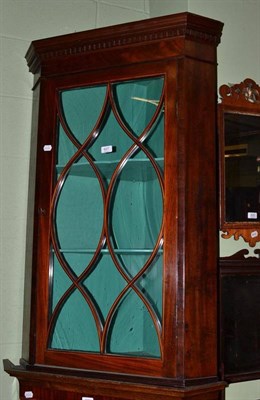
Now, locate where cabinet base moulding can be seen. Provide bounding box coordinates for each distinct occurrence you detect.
[4,359,226,400]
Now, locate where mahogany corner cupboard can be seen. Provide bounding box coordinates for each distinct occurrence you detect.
[4,12,225,400]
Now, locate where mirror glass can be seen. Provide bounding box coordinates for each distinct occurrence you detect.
[224,113,260,223]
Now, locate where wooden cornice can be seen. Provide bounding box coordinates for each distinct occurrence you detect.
[25,12,223,74]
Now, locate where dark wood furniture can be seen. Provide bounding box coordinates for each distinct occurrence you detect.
[4,13,225,400]
[219,250,260,385]
[218,79,260,390]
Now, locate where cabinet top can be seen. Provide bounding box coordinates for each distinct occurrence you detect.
[26,12,223,76]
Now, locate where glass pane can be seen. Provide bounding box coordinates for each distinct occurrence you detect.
[51,251,94,313]
[60,85,107,145]
[51,253,72,312]
[81,254,126,324]
[113,77,164,137]
[137,255,163,320]
[224,113,260,222]
[110,152,163,272]
[50,253,99,351]
[107,287,160,357]
[55,163,104,252]
[57,123,78,166]
[87,110,133,164]
[50,287,100,352]
[146,111,164,158]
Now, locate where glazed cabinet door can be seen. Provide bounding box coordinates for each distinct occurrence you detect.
[32,65,175,378]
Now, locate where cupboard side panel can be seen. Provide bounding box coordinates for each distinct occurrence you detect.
[162,61,180,378]
[177,56,219,379]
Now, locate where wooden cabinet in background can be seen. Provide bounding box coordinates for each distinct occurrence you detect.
[219,250,260,384]
[4,12,225,400]
[218,79,260,388]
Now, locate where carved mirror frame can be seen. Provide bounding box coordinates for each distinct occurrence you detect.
[218,78,260,247]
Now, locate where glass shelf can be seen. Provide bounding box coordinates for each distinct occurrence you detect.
[52,248,163,255]
[56,157,164,181]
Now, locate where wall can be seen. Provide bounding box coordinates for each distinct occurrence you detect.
[0,0,259,399]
